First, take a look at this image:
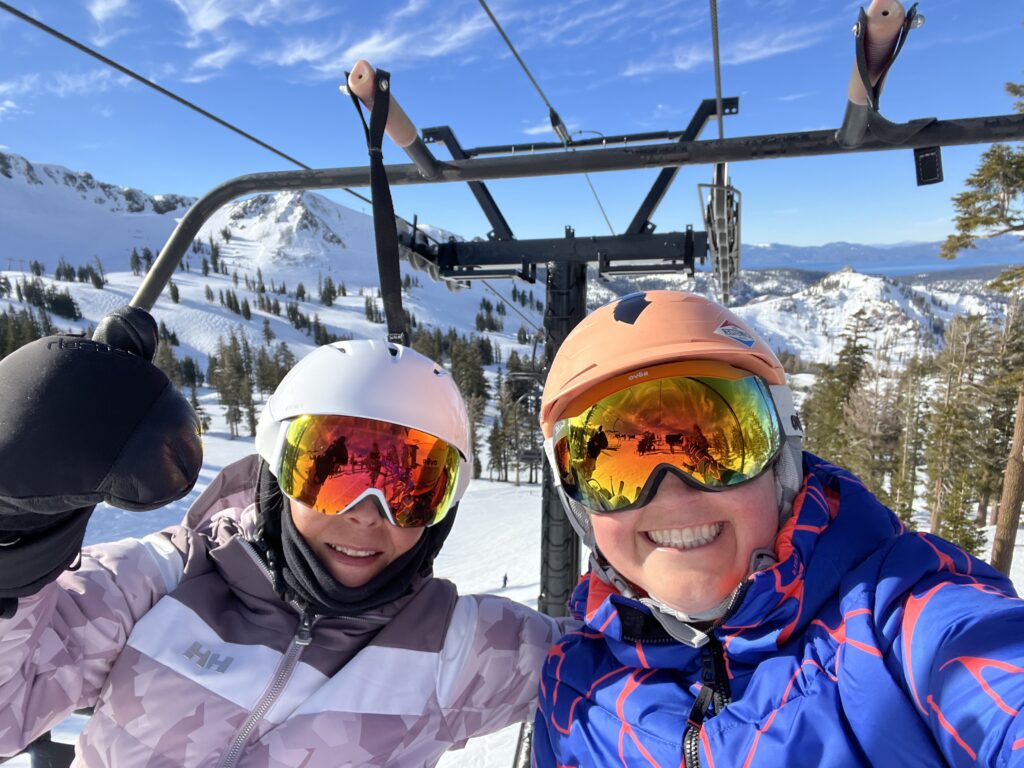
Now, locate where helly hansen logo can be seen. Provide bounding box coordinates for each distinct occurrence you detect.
[183,641,235,673]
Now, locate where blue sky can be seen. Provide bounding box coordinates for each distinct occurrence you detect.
[0,0,1020,246]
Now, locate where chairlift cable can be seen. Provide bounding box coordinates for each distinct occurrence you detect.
[479,278,544,335]
[477,0,615,235]
[709,0,726,140]
[0,1,373,207]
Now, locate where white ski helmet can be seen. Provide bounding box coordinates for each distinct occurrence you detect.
[256,339,473,507]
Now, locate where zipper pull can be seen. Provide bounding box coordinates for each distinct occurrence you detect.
[295,609,314,646]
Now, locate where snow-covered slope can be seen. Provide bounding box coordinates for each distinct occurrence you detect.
[0,151,193,272]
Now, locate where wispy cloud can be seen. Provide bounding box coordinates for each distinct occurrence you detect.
[85,0,130,23]
[1,69,128,102]
[84,0,134,46]
[623,22,832,77]
[193,41,246,70]
[389,0,428,21]
[0,99,28,120]
[778,92,812,102]
[521,118,579,137]
[263,35,343,67]
[49,69,116,97]
[262,8,492,78]
[0,74,39,97]
[168,0,332,39]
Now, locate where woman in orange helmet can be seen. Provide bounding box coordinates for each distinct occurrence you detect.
[533,289,1024,768]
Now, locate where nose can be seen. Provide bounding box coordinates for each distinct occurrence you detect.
[651,470,701,503]
[339,496,385,525]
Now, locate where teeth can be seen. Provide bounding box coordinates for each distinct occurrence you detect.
[327,543,378,557]
[647,523,723,550]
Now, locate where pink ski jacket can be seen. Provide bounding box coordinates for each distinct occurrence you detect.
[0,456,565,767]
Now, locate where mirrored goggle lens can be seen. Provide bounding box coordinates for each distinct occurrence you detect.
[552,369,782,513]
[277,414,462,527]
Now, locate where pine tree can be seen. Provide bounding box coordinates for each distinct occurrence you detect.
[205,285,214,303]
[153,341,182,386]
[889,355,932,528]
[802,309,873,467]
[924,315,991,536]
[241,298,252,321]
[129,248,141,276]
[990,275,1024,574]
[168,280,180,304]
[941,79,1024,260]
[320,276,336,306]
[449,337,489,478]
[141,247,154,273]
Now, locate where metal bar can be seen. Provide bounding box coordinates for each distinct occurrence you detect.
[538,260,586,617]
[626,97,734,235]
[134,111,1024,310]
[458,126,726,157]
[435,230,700,268]
[403,136,444,180]
[422,126,514,239]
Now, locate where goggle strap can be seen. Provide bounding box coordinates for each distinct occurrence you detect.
[543,437,562,490]
[769,384,804,440]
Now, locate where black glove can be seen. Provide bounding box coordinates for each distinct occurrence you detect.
[0,306,202,617]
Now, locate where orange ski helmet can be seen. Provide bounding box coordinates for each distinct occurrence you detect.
[540,291,804,548]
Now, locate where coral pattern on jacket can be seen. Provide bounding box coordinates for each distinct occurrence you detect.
[534,454,1024,767]
[0,456,565,767]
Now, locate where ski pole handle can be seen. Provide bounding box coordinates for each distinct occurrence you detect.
[346,59,418,148]
[846,0,906,106]
[345,60,441,179]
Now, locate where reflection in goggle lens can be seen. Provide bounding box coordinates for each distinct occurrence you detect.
[553,368,782,513]
[277,414,462,527]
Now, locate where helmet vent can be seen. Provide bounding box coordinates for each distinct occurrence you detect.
[387,345,399,358]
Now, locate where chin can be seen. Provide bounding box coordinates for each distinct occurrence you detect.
[653,584,732,617]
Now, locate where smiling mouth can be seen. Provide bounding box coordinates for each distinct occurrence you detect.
[326,543,380,558]
[645,522,724,551]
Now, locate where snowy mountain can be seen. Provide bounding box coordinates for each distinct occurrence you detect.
[0,151,193,272]
[2,148,1016,374]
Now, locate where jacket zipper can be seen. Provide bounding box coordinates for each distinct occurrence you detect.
[682,633,729,768]
[680,583,748,768]
[219,609,315,768]
[219,541,317,768]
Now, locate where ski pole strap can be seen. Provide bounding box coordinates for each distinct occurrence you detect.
[347,69,408,346]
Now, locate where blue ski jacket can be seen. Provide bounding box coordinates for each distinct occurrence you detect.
[534,454,1024,767]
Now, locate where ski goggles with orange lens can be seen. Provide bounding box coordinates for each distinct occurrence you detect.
[548,361,783,513]
[276,414,463,528]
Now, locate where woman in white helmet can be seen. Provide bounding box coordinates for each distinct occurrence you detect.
[0,338,567,767]
[532,290,1024,768]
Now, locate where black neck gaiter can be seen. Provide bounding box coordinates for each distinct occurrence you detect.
[255,459,455,617]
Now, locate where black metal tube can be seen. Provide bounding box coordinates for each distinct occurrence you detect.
[402,136,444,179]
[133,112,1024,310]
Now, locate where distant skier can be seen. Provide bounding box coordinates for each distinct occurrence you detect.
[534,291,1024,767]
[502,573,509,589]
[0,324,572,767]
